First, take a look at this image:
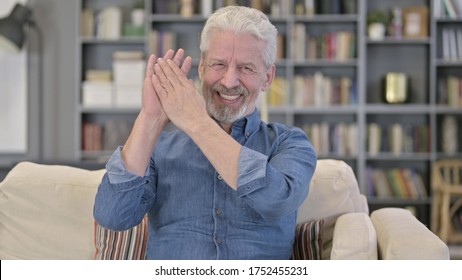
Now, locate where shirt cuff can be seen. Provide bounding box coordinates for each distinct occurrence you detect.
[237,146,268,193]
[105,146,150,184]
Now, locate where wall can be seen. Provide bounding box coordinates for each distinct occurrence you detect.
[0,0,77,166]
[0,0,28,155]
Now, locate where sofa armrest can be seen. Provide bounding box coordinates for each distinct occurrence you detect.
[331,212,378,260]
[371,208,450,260]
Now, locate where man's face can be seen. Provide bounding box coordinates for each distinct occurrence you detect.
[199,30,275,124]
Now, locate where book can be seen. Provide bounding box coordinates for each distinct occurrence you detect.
[113,51,144,61]
[96,6,122,39]
[386,169,406,198]
[82,81,113,108]
[85,70,112,82]
[368,123,382,156]
[390,123,403,155]
[444,0,458,18]
[372,169,393,198]
[80,9,94,37]
[82,122,103,151]
[201,0,212,16]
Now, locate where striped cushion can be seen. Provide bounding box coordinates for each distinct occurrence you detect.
[292,220,324,260]
[94,216,148,260]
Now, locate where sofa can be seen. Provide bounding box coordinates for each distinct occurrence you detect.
[0,159,450,260]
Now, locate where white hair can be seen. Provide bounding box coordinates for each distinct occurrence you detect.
[199,5,278,68]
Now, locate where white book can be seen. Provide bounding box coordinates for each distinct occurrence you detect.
[443,28,450,60]
[114,85,142,108]
[305,0,314,16]
[434,0,442,18]
[320,122,330,156]
[293,24,306,61]
[348,123,358,156]
[390,123,403,155]
[313,71,324,107]
[293,75,305,107]
[113,60,145,87]
[310,123,320,154]
[82,81,113,108]
[456,28,462,59]
[368,123,381,156]
[449,28,458,60]
[201,0,212,17]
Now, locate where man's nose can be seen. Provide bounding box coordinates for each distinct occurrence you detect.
[220,66,240,89]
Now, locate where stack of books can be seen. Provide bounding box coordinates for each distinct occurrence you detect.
[112,51,145,108]
[82,70,113,108]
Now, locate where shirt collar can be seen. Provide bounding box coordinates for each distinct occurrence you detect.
[231,109,261,138]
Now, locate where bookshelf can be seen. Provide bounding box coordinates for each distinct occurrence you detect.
[75,0,462,228]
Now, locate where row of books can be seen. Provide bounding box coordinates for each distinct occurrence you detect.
[294,0,357,16]
[266,74,357,107]
[152,0,357,17]
[441,28,462,62]
[293,73,357,107]
[81,6,145,39]
[302,122,358,157]
[82,120,132,152]
[81,7,123,39]
[292,25,356,61]
[266,77,288,106]
[366,167,428,199]
[438,76,462,108]
[434,0,462,19]
[149,30,177,58]
[153,0,212,16]
[367,123,430,155]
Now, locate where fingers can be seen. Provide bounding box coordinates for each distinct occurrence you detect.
[155,58,189,88]
[152,66,170,99]
[172,48,185,68]
[181,56,193,76]
[145,54,157,78]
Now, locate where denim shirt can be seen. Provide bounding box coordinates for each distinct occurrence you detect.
[94,110,317,260]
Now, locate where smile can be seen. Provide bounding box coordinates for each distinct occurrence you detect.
[218,93,241,101]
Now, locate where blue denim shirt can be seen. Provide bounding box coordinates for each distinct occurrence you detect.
[94,110,317,259]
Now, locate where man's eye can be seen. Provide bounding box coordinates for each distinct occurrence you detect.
[240,66,255,74]
[210,63,225,70]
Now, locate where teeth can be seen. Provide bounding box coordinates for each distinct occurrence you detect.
[219,93,240,101]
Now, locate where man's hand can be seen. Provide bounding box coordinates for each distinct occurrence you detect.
[142,49,192,129]
[121,49,192,177]
[152,57,208,133]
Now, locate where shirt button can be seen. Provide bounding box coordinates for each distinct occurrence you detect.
[216,238,222,244]
[218,175,223,180]
[215,208,222,216]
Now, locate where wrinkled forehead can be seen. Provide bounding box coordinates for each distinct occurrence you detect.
[204,30,266,65]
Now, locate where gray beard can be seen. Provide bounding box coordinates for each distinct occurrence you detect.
[206,98,248,124]
[203,83,249,124]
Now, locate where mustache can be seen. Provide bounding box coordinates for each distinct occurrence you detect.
[212,84,248,96]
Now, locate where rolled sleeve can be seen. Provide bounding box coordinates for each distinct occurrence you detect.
[235,128,317,221]
[106,146,152,185]
[236,146,268,194]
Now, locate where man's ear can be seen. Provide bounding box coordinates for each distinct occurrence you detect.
[261,64,275,92]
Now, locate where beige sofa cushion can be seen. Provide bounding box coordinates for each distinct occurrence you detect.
[371,208,450,260]
[0,162,105,259]
[297,159,368,223]
[331,212,377,260]
[296,159,369,259]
